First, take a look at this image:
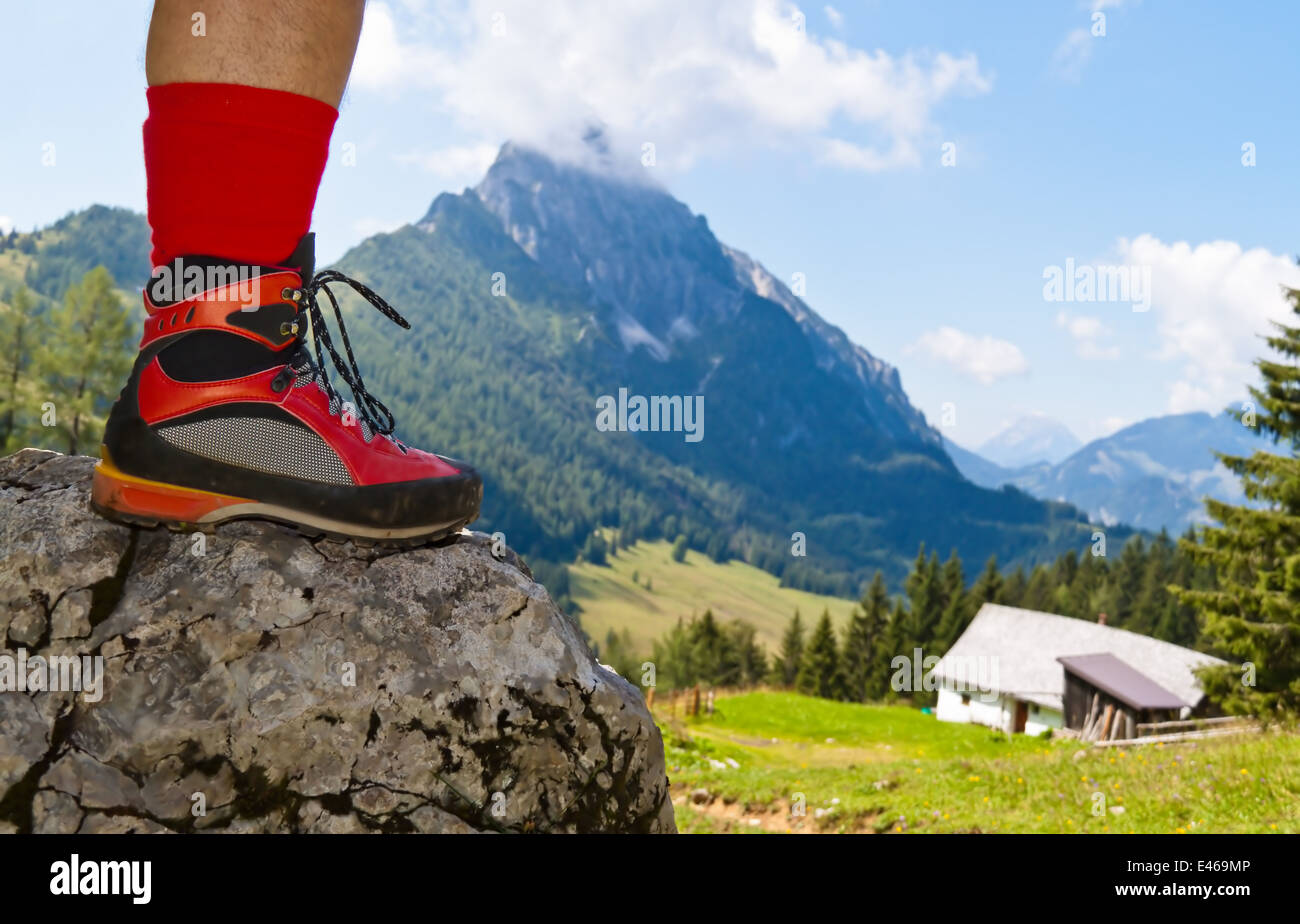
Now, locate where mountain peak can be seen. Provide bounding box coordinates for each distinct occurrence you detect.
[458,141,939,448]
[978,415,1081,468]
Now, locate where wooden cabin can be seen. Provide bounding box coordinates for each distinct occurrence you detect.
[1058,652,1189,742]
[934,604,1223,738]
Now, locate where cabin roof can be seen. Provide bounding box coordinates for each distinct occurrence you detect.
[1057,652,1188,710]
[933,604,1223,712]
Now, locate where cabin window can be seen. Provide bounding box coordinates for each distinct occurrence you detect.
[960,694,970,706]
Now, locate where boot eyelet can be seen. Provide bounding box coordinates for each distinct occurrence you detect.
[281,286,302,302]
[270,369,291,393]
[279,320,299,337]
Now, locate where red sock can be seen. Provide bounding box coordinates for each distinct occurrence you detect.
[143,82,338,268]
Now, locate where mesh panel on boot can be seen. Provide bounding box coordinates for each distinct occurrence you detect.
[157,416,355,485]
[293,374,375,442]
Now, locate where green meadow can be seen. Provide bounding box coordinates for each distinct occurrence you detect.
[569,539,856,652]
[657,691,1300,834]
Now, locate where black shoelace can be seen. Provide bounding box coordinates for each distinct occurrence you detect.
[284,270,410,445]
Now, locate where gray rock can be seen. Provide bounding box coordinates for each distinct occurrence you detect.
[0,450,674,833]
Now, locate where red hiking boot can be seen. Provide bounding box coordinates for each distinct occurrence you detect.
[93,235,482,545]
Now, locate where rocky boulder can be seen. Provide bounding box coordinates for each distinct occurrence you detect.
[0,449,673,833]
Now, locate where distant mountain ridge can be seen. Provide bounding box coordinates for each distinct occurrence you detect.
[948,412,1266,532]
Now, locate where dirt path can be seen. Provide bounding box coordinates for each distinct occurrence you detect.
[672,786,879,834]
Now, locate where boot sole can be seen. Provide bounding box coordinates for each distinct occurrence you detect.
[91,457,476,547]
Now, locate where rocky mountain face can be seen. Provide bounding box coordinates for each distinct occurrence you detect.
[469,142,939,449]
[949,412,1266,533]
[0,450,673,834]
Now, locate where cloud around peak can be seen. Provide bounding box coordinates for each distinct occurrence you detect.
[353,0,992,173]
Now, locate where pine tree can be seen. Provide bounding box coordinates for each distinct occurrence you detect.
[769,610,805,687]
[1000,566,1028,608]
[0,287,43,452]
[1174,281,1300,718]
[690,609,738,684]
[1129,531,1174,638]
[971,555,1003,606]
[902,545,943,651]
[841,571,889,701]
[652,618,696,690]
[1155,530,1206,647]
[705,532,729,563]
[582,531,608,565]
[1113,535,1148,627]
[881,599,908,699]
[1020,565,1056,614]
[725,620,768,687]
[796,609,843,699]
[932,551,970,652]
[31,267,132,455]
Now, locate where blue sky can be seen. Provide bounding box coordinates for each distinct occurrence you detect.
[2,1,1298,447]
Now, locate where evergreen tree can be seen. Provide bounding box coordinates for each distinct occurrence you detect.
[769,610,805,687]
[0,287,43,451]
[902,546,943,651]
[932,551,970,652]
[652,618,695,690]
[724,620,768,687]
[1129,531,1173,638]
[705,532,730,563]
[841,571,889,701]
[689,609,730,683]
[796,609,843,699]
[1155,530,1205,646]
[971,555,1003,606]
[582,531,608,565]
[1069,551,1102,618]
[32,267,132,455]
[881,599,908,699]
[1113,535,1149,627]
[1174,282,1300,718]
[934,591,969,654]
[1020,565,1056,614]
[999,566,1028,608]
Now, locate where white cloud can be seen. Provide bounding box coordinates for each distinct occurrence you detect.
[1052,1,1128,81]
[352,0,991,172]
[1117,234,1300,414]
[397,143,499,185]
[0,216,12,235]
[824,5,844,29]
[1052,29,1094,82]
[351,2,448,92]
[1056,309,1119,360]
[910,326,1029,385]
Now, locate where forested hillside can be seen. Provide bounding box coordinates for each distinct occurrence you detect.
[3,177,1123,596]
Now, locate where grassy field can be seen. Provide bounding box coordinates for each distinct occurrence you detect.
[656,691,1300,834]
[569,539,856,652]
